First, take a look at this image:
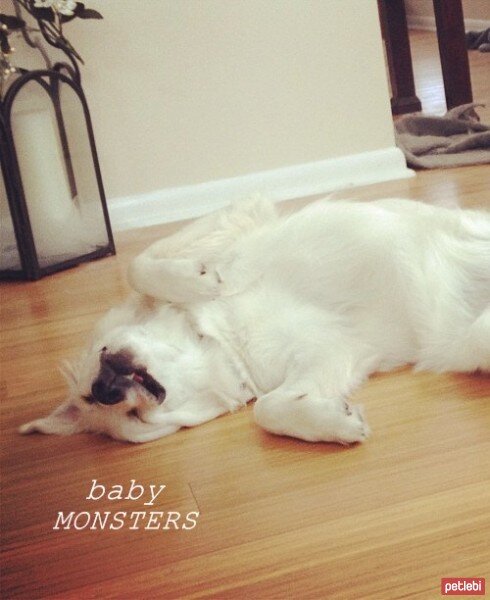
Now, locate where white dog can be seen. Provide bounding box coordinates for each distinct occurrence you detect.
[20,197,490,444]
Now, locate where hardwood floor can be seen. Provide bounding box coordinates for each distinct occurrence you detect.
[1,32,489,600]
[408,28,490,122]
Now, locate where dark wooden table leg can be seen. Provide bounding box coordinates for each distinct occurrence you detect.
[432,0,473,109]
[378,0,422,115]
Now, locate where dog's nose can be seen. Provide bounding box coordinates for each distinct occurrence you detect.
[91,378,127,405]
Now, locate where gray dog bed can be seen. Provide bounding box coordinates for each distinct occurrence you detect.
[395,103,490,169]
[466,29,490,52]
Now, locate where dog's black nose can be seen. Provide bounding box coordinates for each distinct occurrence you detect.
[91,378,127,405]
[92,357,133,405]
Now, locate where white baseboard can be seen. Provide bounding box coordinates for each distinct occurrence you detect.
[408,16,490,32]
[108,147,413,231]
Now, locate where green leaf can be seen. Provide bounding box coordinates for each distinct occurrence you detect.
[79,8,103,19]
[74,4,103,20]
[60,13,77,24]
[60,4,103,23]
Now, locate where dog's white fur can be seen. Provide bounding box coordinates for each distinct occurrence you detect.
[20,197,490,444]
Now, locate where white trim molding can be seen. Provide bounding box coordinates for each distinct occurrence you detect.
[108,147,413,231]
[408,16,490,32]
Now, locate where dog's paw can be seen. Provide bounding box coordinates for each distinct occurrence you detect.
[334,403,371,445]
[128,256,223,303]
[197,263,223,294]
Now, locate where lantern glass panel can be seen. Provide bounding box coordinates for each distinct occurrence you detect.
[58,80,110,251]
[0,167,22,272]
[10,79,109,269]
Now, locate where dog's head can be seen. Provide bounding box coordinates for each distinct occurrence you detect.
[19,319,201,443]
[84,346,166,407]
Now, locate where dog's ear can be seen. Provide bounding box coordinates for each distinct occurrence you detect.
[19,402,83,436]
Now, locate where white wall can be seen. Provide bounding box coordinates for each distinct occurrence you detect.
[11,1,405,225]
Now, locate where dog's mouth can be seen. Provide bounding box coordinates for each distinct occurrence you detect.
[85,348,166,406]
[130,369,166,402]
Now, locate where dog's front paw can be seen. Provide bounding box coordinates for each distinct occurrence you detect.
[334,403,370,445]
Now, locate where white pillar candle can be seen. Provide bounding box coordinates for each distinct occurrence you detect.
[12,107,73,222]
[11,107,97,266]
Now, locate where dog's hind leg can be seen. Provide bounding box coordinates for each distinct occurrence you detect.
[128,255,224,303]
[134,196,277,262]
[127,197,277,303]
[433,308,490,373]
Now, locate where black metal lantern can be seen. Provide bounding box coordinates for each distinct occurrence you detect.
[0,2,115,280]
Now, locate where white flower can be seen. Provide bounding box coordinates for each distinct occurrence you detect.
[52,0,77,16]
[33,0,77,16]
[34,0,55,8]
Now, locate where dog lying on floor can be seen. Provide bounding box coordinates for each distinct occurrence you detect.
[20,197,490,444]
